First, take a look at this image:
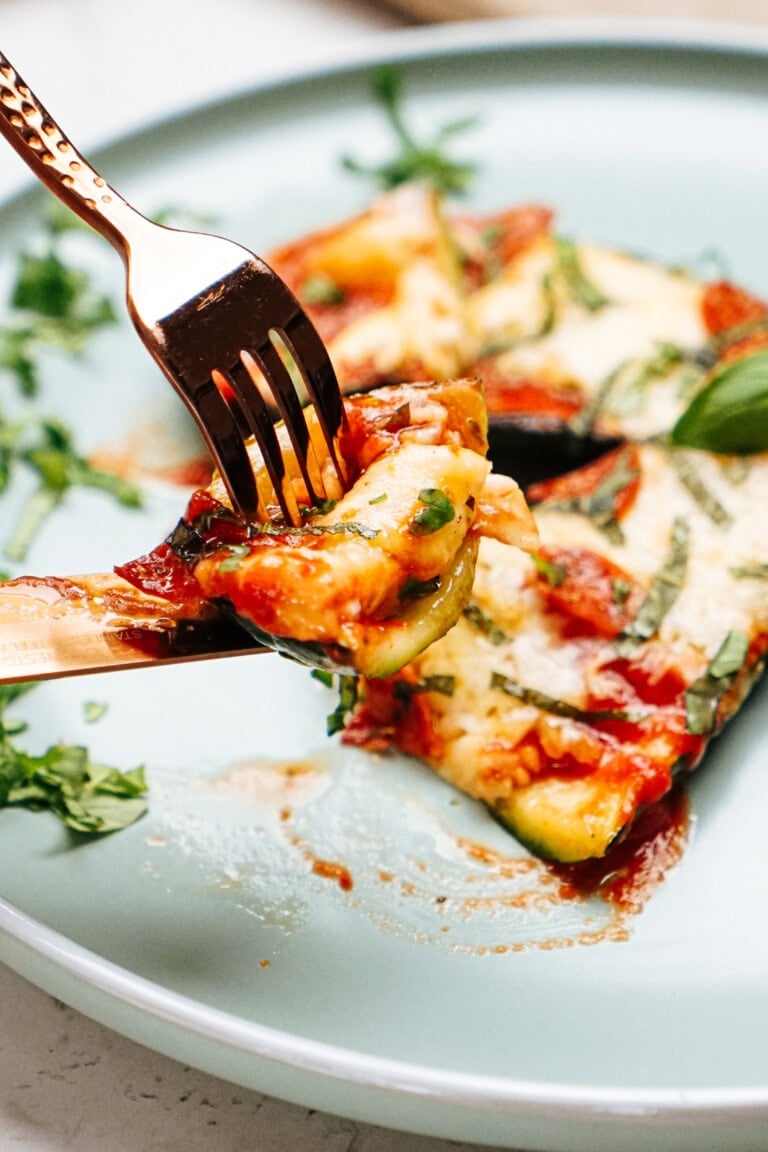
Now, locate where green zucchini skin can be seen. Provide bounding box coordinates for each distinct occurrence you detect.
[217,538,479,680]
[490,776,634,864]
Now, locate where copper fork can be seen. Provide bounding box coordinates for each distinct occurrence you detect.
[0,50,346,525]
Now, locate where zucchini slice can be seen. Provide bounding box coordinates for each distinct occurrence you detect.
[492,775,635,864]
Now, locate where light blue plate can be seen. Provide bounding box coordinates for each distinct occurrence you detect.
[2,20,768,1151]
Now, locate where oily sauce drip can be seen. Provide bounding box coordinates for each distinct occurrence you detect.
[552,785,690,913]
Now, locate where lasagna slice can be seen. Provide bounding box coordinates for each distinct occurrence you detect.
[266,188,768,455]
[458,211,768,447]
[345,442,768,862]
[117,379,537,679]
[268,184,476,392]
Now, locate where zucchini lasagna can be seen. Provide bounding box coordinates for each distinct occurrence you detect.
[271,185,768,863]
[118,378,536,679]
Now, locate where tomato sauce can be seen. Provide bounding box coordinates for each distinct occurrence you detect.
[554,786,690,912]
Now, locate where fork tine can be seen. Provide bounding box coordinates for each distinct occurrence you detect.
[213,366,301,526]
[192,379,260,520]
[242,339,326,508]
[276,314,347,487]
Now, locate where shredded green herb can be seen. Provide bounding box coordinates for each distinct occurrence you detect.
[616,517,690,652]
[531,553,567,586]
[82,701,108,724]
[1,207,117,398]
[409,488,456,536]
[534,448,639,545]
[490,671,638,724]
[0,207,142,560]
[0,684,147,833]
[341,66,477,196]
[554,237,610,313]
[0,413,142,562]
[570,343,688,437]
[311,673,359,737]
[300,274,345,307]
[730,562,768,581]
[398,574,441,600]
[462,601,508,645]
[684,631,750,735]
[668,450,732,527]
[611,578,632,608]
[393,674,455,703]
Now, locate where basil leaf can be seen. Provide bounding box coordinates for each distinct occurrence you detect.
[617,517,689,651]
[409,489,455,536]
[668,451,732,527]
[685,631,750,735]
[490,672,638,724]
[555,238,610,312]
[300,275,345,306]
[671,349,768,454]
[462,601,508,645]
[531,553,567,586]
[730,563,768,580]
[0,688,147,833]
[326,675,359,737]
[393,675,455,703]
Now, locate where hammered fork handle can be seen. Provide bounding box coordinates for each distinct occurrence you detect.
[0,52,153,258]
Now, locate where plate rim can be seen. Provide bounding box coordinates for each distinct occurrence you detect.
[3,13,768,1129]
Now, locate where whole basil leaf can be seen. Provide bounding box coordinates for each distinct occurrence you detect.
[671,350,768,454]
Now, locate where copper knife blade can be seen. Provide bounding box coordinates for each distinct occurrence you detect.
[0,573,266,684]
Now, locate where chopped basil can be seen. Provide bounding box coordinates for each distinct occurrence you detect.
[611,578,632,608]
[616,517,689,651]
[398,574,441,600]
[255,520,379,541]
[730,563,768,580]
[685,631,750,735]
[554,238,610,312]
[668,451,732,527]
[490,671,638,724]
[324,675,359,737]
[217,544,250,573]
[0,685,147,834]
[535,448,639,545]
[368,493,388,505]
[393,674,455,703]
[571,343,687,436]
[409,488,456,536]
[1,221,117,398]
[0,210,142,560]
[0,414,142,562]
[341,66,477,196]
[671,349,768,454]
[83,701,108,724]
[462,601,508,645]
[300,275,345,307]
[531,553,567,586]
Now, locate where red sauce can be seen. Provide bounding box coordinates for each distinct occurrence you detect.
[527,445,641,522]
[554,786,690,912]
[311,858,354,891]
[701,279,768,335]
[452,204,553,291]
[534,546,643,639]
[115,542,202,604]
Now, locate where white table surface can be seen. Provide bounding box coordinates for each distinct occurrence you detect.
[0,4,510,1149]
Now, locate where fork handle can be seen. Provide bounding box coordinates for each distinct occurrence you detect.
[0,51,151,258]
